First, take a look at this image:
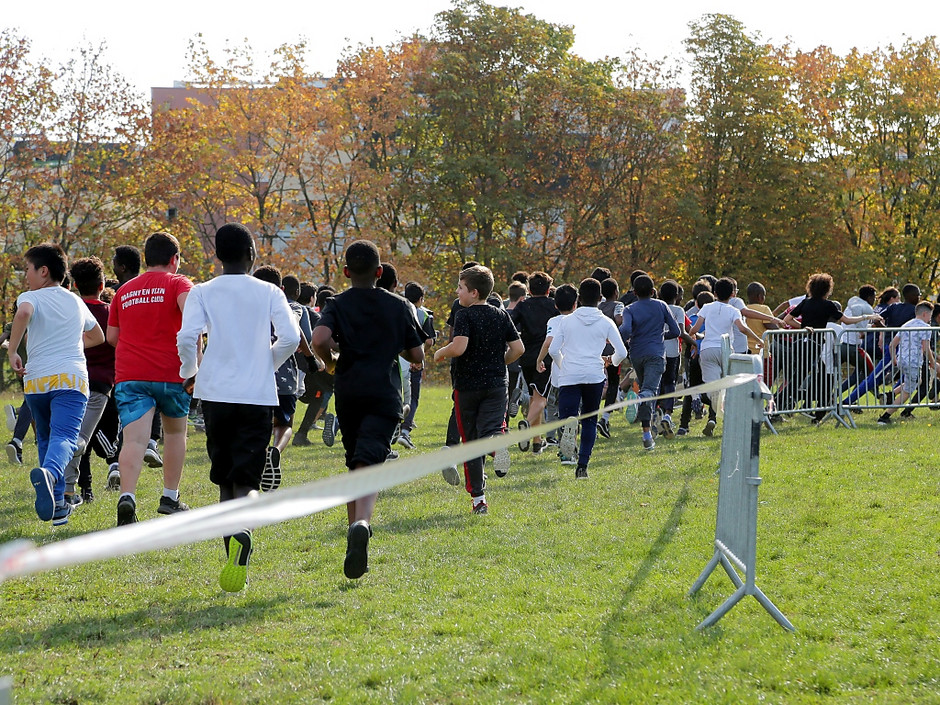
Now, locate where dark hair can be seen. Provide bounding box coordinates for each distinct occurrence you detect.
[282,275,300,299]
[554,283,578,312]
[697,274,718,290]
[252,264,282,287]
[345,240,380,276]
[298,282,317,306]
[746,281,766,303]
[459,265,494,300]
[144,231,181,267]
[486,292,504,308]
[590,267,611,282]
[578,278,602,307]
[461,261,481,271]
[403,281,424,304]
[714,277,735,302]
[858,285,876,304]
[215,223,254,263]
[878,287,900,306]
[901,283,921,304]
[528,271,553,296]
[376,262,398,291]
[69,256,105,296]
[659,279,679,305]
[508,281,527,303]
[691,278,712,300]
[600,278,619,300]
[316,287,335,309]
[510,270,529,285]
[25,243,68,283]
[633,275,654,299]
[113,245,141,275]
[629,269,647,285]
[696,290,716,308]
[806,273,833,299]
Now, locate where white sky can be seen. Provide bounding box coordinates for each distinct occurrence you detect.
[6,0,940,95]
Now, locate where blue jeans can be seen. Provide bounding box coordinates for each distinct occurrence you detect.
[558,381,605,468]
[26,389,87,501]
[632,354,666,425]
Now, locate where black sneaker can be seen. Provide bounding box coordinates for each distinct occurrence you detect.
[65,492,84,507]
[322,413,338,447]
[52,501,73,526]
[472,501,488,515]
[344,520,372,579]
[80,487,95,504]
[261,446,281,492]
[900,410,914,419]
[877,412,892,425]
[6,439,23,465]
[292,433,311,447]
[575,465,588,479]
[157,495,190,515]
[531,440,547,454]
[117,495,138,526]
[597,417,611,439]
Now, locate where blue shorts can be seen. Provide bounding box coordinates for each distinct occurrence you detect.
[115,381,192,427]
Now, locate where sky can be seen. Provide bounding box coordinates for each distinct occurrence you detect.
[6,0,940,96]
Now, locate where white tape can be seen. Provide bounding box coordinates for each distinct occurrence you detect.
[0,373,756,583]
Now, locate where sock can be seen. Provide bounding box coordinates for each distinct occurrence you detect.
[602,412,611,421]
[473,495,486,506]
[119,492,136,503]
[163,488,179,501]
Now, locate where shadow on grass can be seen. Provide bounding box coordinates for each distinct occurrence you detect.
[1,596,285,651]
[600,470,695,674]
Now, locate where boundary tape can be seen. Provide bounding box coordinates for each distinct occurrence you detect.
[0,374,756,584]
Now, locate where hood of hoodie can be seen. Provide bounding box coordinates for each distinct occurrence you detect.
[572,306,606,326]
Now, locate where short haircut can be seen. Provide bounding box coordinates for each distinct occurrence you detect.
[633,275,654,298]
[554,283,578,312]
[696,290,715,308]
[316,287,335,309]
[345,240,381,276]
[252,264,282,287]
[691,278,713,300]
[69,256,105,296]
[528,271,553,296]
[508,281,527,303]
[459,265,494,300]
[113,245,141,274]
[25,243,68,283]
[858,285,876,303]
[461,261,481,271]
[487,292,504,308]
[714,277,735,301]
[902,283,921,303]
[282,275,300,299]
[915,301,933,317]
[629,269,647,285]
[806,273,833,299]
[697,274,718,290]
[376,262,398,291]
[144,231,181,267]
[578,278,602,307]
[403,281,424,304]
[746,281,766,303]
[590,267,611,282]
[215,223,254,264]
[600,278,619,300]
[659,279,679,305]
[298,282,317,305]
[510,270,529,285]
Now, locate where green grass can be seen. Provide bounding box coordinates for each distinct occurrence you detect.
[1,387,938,704]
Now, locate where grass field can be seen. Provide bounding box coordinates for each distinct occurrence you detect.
[1,385,938,704]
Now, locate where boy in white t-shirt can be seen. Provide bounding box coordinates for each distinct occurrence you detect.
[8,243,104,526]
[878,301,939,425]
[535,284,578,465]
[177,223,301,592]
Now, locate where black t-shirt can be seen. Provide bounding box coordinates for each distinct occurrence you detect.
[509,296,558,367]
[452,304,520,391]
[882,302,915,328]
[316,287,424,416]
[790,297,842,329]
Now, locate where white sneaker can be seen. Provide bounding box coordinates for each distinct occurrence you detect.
[397,432,415,450]
[144,441,163,468]
[660,414,675,439]
[559,418,578,460]
[493,446,510,478]
[441,447,461,486]
[4,404,17,432]
[106,462,121,490]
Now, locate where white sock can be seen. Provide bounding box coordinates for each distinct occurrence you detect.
[163,488,179,501]
[473,495,486,506]
[119,492,136,503]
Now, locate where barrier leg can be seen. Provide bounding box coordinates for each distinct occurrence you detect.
[696,584,746,631]
[753,586,796,632]
[688,550,720,597]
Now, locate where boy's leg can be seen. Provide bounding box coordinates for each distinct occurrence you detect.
[13,400,32,441]
[117,410,155,496]
[160,414,187,494]
[577,382,605,468]
[64,390,109,497]
[453,389,485,501]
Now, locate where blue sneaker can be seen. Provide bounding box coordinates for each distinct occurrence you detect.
[30,467,55,521]
[52,501,72,526]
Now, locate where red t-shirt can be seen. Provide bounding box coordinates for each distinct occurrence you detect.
[108,271,194,383]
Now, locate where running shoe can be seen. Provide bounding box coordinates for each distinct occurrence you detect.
[494,446,510,477]
[643,437,656,451]
[397,432,415,450]
[559,418,578,460]
[220,530,253,593]
[157,495,190,514]
[517,419,530,451]
[261,447,282,492]
[472,501,488,515]
[597,417,611,439]
[52,501,73,526]
[30,467,55,521]
[344,520,371,579]
[106,462,121,491]
[660,414,676,439]
[703,419,717,436]
[4,404,16,432]
[144,441,163,468]
[117,494,138,526]
[65,492,84,507]
[624,390,639,423]
[575,465,588,479]
[441,447,461,486]
[81,487,95,504]
[6,439,22,465]
[507,383,521,418]
[322,413,338,447]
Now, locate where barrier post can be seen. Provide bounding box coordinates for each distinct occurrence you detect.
[0,676,11,705]
[688,352,795,631]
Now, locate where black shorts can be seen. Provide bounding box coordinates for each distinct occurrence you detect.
[273,394,297,427]
[335,396,398,470]
[521,364,552,398]
[203,401,272,490]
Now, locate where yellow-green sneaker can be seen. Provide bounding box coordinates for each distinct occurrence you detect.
[220,531,253,592]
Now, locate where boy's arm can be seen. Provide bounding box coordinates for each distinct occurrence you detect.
[535,335,553,372]
[83,322,105,348]
[505,338,524,365]
[7,302,33,375]
[889,333,901,365]
[609,320,628,366]
[402,344,425,365]
[312,325,339,373]
[271,295,302,371]
[734,318,763,349]
[177,288,207,380]
[434,336,468,362]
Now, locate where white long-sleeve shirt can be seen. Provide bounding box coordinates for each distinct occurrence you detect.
[177,273,301,406]
[549,306,627,387]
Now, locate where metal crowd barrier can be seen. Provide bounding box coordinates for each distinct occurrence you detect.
[761,325,940,428]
